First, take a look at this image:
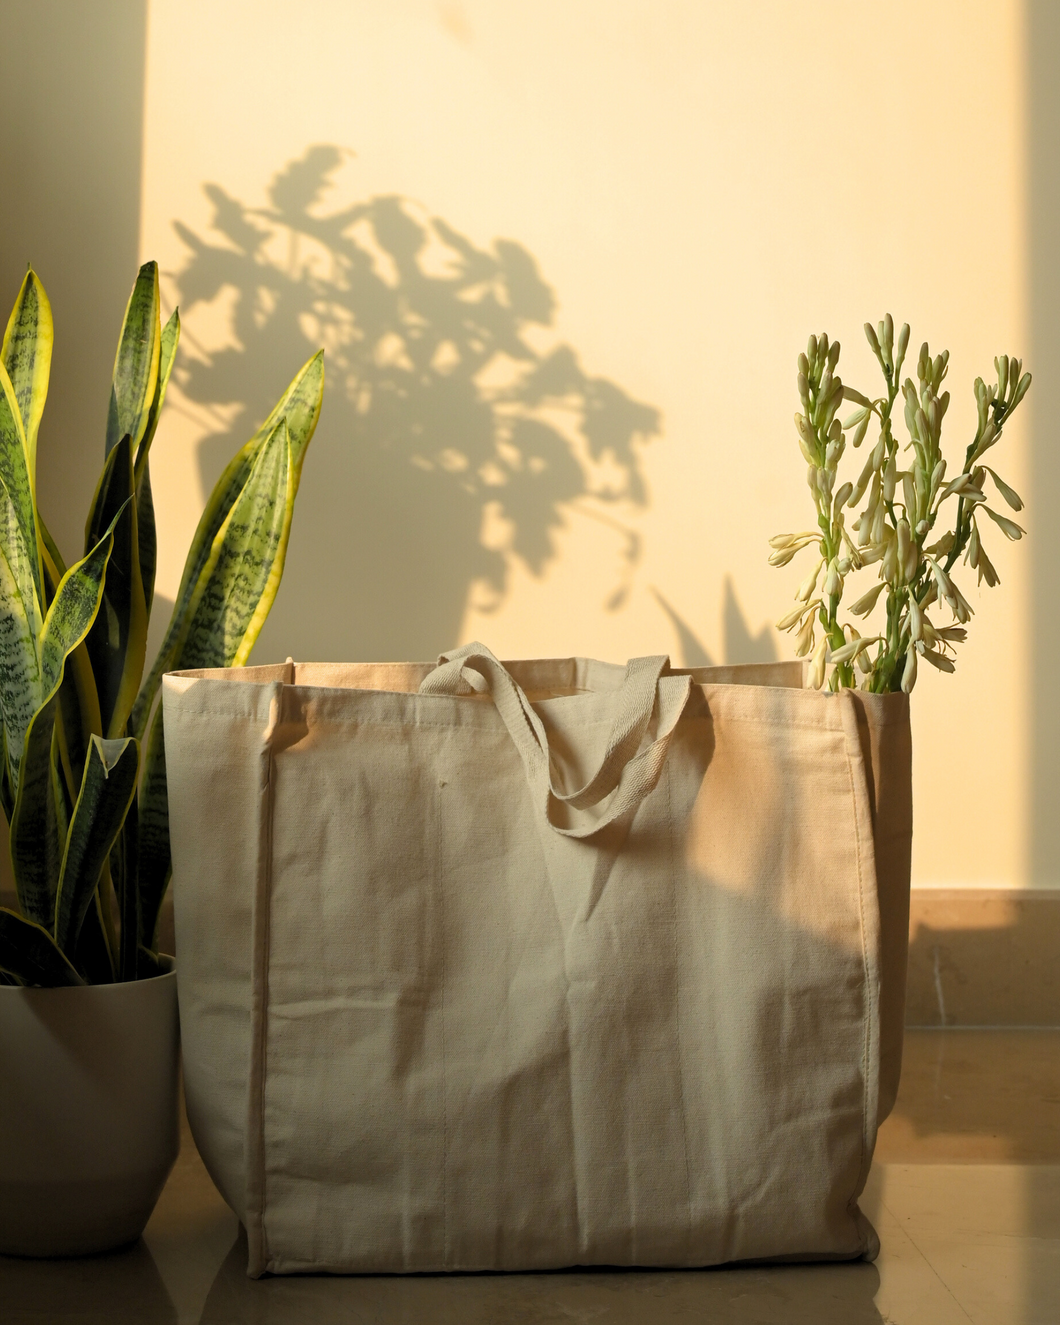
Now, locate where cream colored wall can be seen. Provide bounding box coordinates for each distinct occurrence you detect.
[136,0,1034,888]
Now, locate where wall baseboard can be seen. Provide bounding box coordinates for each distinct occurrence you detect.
[6,887,1056,1026]
[906,889,1060,1027]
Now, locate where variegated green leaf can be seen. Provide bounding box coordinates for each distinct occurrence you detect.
[83,438,147,737]
[9,695,63,925]
[134,309,180,482]
[0,358,42,613]
[54,734,139,956]
[74,888,117,984]
[131,422,293,941]
[245,347,323,486]
[176,418,291,669]
[105,262,161,457]
[1,269,53,481]
[0,489,44,788]
[137,458,157,619]
[0,906,84,987]
[131,350,322,737]
[39,509,121,702]
[0,729,13,820]
[117,791,139,982]
[136,705,169,950]
[41,520,104,798]
[8,514,117,922]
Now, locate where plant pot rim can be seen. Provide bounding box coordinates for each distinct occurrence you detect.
[0,954,176,994]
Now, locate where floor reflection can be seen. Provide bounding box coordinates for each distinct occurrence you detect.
[199,1227,884,1325]
[0,1237,176,1324]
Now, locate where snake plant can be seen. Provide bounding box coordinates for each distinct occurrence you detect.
[0,262,323,986]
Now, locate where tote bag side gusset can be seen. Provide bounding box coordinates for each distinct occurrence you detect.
[847,691,913,1124]
[163,673,284,1235]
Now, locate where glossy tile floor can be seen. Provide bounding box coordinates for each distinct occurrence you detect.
[3,1030,1058,1323]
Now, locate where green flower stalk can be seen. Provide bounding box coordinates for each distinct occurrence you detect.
[771,317,1030,693]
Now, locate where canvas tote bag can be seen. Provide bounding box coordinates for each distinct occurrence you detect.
[164,643,912,1277]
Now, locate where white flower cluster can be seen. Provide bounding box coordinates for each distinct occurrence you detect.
[770,318,1029,694]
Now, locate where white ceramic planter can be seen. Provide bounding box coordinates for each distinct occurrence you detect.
[0,961,180,1257]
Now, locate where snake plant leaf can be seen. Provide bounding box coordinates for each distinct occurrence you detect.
[133,309,179,483]
[41,517,104,796]
[0,497,44,788]
[243,347,323,487]
[177,417,292,669]
[54,642,104,799]
[74,889,117,984]
[9,695,63,925]
[1,269,52,483]
[83,438,147,737]
[130,309,179,616]
[137,459,157,618]
[118,790,140,982]
[0,358,43,612]
[39,504,123,702]
[0,730,13,820]
[105,261,161,458]
[133,422,293,930]
[136,705,169,950]
[131,350,322,738]
[53,734,139,956]
[10,515,120,922]
[0,907,84,987]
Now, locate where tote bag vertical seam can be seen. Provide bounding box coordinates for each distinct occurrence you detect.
[840,694,881,1252]
[245,685,280,1276]
[436,776,450,1268]
[664,760,694,1261]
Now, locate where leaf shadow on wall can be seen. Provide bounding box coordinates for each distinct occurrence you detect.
[651,578,777,667]
[169,146,661,663]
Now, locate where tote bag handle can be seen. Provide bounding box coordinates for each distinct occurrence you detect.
[419,642,692,839]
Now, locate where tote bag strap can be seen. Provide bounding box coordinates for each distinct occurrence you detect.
[419,642,693,839]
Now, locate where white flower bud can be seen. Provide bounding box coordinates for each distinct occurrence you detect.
[882,532,899,582]
[983,506,1025,541]
[920,647,956,674]
[901,644,918,694]
[996,354,1009,400]
[928,458,946,507]
[883,457,897,503]
[895,323,910,371]
[908,594,923,641]
[864,323,881,356]
[797,558,823,602]
[939,472,975,501]
[871,498,887,545]
[824,559,842,598]
[809,635,828,690]
[902,471,917,521]
[795,612,816,657]
[985,468,1024,512]
[966,522,981,568]
[778,599,818,631]
[896,519,912,582]
[850,581,886,615]
[833,481,853,512]
[1012,372,1032,407]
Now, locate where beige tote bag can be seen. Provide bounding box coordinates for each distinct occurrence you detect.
[164,643,911,1277]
